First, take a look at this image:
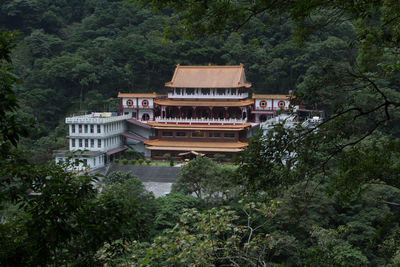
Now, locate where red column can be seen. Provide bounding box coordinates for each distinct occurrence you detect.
[193,107,197,118]
[225,107,229,119]
[178,107,182,118]
[136,98,139,120]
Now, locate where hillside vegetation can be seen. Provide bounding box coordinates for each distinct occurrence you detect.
[1,0,400,266]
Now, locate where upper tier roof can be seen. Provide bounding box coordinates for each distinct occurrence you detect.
[165,64,252,88]
[118,92,157,98]
[252,93,292,99]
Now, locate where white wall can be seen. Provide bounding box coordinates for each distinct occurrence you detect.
[254,98,290,110]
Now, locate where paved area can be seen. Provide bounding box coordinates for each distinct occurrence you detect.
[105,164,179,197]
[143,182,172,197]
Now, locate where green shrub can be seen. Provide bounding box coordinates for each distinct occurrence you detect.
[114,159,120,164]
[170,158,174,167]
[125,149,145,160]
[213,153,226,163]
[122,158,128,165]
[145,158,151,165]
[131,159,137,165]
[138,158,144,165]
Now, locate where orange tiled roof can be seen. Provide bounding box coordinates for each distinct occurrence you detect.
[252,93,292,99]
[144,140,248,152]
[165,64,252,88]
[154,99,253,107]
[118,92,157,98]
[146,122,252,131]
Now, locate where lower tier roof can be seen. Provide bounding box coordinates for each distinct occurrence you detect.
[144,139,248,153]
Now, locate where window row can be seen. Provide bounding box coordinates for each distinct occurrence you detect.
[71,138,102,148]
[161,131,235,138]
[70,122,123,134]
[71,124,101,134]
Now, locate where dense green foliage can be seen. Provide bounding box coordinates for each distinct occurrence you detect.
[1,0,358,163]
[1,0,400,266]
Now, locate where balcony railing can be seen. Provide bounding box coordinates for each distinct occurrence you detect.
[66,114,131,124]
[155,116,247,125]
[168,92,248,99]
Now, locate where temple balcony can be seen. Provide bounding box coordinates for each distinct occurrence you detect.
[167,92,248,99]
[155,116,248,125]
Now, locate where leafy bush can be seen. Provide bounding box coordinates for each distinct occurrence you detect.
[125,149,145,160]
[138,158,144,165]
[213,153,226,163]
[145,158,151,165]
[114,159,120,164]
[122,158,128,165]
[131,159,137,165]
[104,171,136,186]
[154,193,201,230]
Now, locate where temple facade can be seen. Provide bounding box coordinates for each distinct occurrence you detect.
[55,64,297,170]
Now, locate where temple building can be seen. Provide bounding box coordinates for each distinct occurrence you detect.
[55,64,299,170]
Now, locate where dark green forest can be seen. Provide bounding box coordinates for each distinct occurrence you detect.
[1,0,400,266]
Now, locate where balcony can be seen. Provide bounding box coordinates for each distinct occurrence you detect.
[168,92,248,99]
[155,116,247,125]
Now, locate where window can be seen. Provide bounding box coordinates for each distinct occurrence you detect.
[162,131,173,137]
[259,100,267,107]
[192,131,205,138]
[79,139,83,147]
[209,132,221,138]
[71,125,75,133]
[75,159,79,166]
[93,158,96,166]
[142,99,149,107]
[85,139,88,147]
[217,88,225,95]
[71,139,75,147]
[176,132,187,137]
[98,139,101,148]
[90,125,94,133]
[278,100,286,108]
[124,112,129,115]
[201,88,210,95]
[83,159,87,167]
[126,99,134,107]
[84,125,88,133]
[97,125,101,133]
[186,88,194,95]
[224,132,235,138]
[79,124,82,133]
[91,139,94,147]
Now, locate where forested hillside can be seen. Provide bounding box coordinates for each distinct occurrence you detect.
[1,0,400,266]
[0,0,356,162]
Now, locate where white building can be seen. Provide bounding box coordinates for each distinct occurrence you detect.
[55,112,130,171]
